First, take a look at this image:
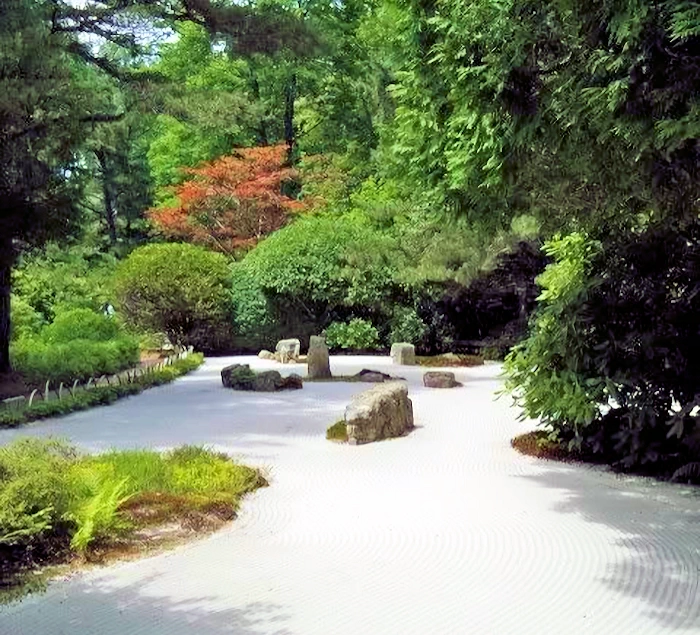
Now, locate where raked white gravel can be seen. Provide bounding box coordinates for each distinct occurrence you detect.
[1,356,699,635]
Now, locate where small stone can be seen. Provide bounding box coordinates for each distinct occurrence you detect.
[423,371,462,388]
[222,365,303,391]
[390,342,416,365]
[281,373,304,390]
[275,338,301,363]
[354,369,389,382]
[258,350,276,360]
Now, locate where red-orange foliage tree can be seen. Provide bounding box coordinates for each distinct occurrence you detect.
[149,145,305,255]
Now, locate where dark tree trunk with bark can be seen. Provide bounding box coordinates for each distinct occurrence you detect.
[250,72,269,146]
[284,72,297,165]
[96,149,117,245]
[0,238,15,374]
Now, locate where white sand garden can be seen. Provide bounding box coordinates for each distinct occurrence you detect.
[1,355,699,634]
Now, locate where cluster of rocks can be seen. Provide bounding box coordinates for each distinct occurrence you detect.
[221,364,303,392]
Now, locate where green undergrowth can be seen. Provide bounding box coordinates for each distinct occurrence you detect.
[0,354,204,429]
[326,420,348,442]
[0,439,266,598]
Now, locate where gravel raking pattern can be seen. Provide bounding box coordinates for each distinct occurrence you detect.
[1,356,699,634]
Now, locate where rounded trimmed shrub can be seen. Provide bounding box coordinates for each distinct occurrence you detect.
[115,243,231,350]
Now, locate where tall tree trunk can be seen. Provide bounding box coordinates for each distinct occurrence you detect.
[96,149,117,245]
[250,70,269,146]
[0,238,14,375]
[284,72,297,165]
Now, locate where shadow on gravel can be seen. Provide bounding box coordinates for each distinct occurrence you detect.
[518,466,700,630]
[2,574,294,635]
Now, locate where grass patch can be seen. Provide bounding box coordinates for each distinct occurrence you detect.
[326,420,348,442]
[416,354,484,367]
[511,431,581,462]
[306,375,364,383]
[0,354,204,429]
[0,439,266,599]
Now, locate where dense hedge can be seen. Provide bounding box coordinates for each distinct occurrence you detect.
[11,309,139,385]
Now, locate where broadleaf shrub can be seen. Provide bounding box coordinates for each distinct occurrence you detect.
[505,226,700,474]
[11,337,140,385]
[325,318,380,351]
[389,307,428,346]
[42,308,121,343]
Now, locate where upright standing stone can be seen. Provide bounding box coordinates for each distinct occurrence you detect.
[307,335,332,379]
[390,342,416,365]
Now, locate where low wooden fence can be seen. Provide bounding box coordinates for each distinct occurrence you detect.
[1,346,195,414]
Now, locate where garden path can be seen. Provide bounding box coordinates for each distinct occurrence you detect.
[1,356,699,635]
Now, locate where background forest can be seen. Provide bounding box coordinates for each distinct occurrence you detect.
[1,0,699,476]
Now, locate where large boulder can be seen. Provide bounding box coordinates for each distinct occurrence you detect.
[345,382,414,445]
[307,335,332,379]
[276,338,301,363]
[221,364,303,391]
[390,342,416,365]
[423,371,462,388]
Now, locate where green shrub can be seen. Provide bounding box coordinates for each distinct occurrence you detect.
[115,243,231,351]
[10,295,45,342]
[0,436,263,572]
[324,318,380,351]
[389,307,428,345]
[326,420,348,442]
[504,233,603,434]
[229,264,277,348]
[13,244,118,322]
[11,337,140,385]
[504,227,700,473]
[42,308,121,343]
[0,439,76,545]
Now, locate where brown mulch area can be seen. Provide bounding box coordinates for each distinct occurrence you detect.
[0,373,36,400]
[511,431,582,462]
[416,354,484,368]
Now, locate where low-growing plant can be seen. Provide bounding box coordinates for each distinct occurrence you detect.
[326,420,348,442]
[0,437,264,588]
[325,318,380,351]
